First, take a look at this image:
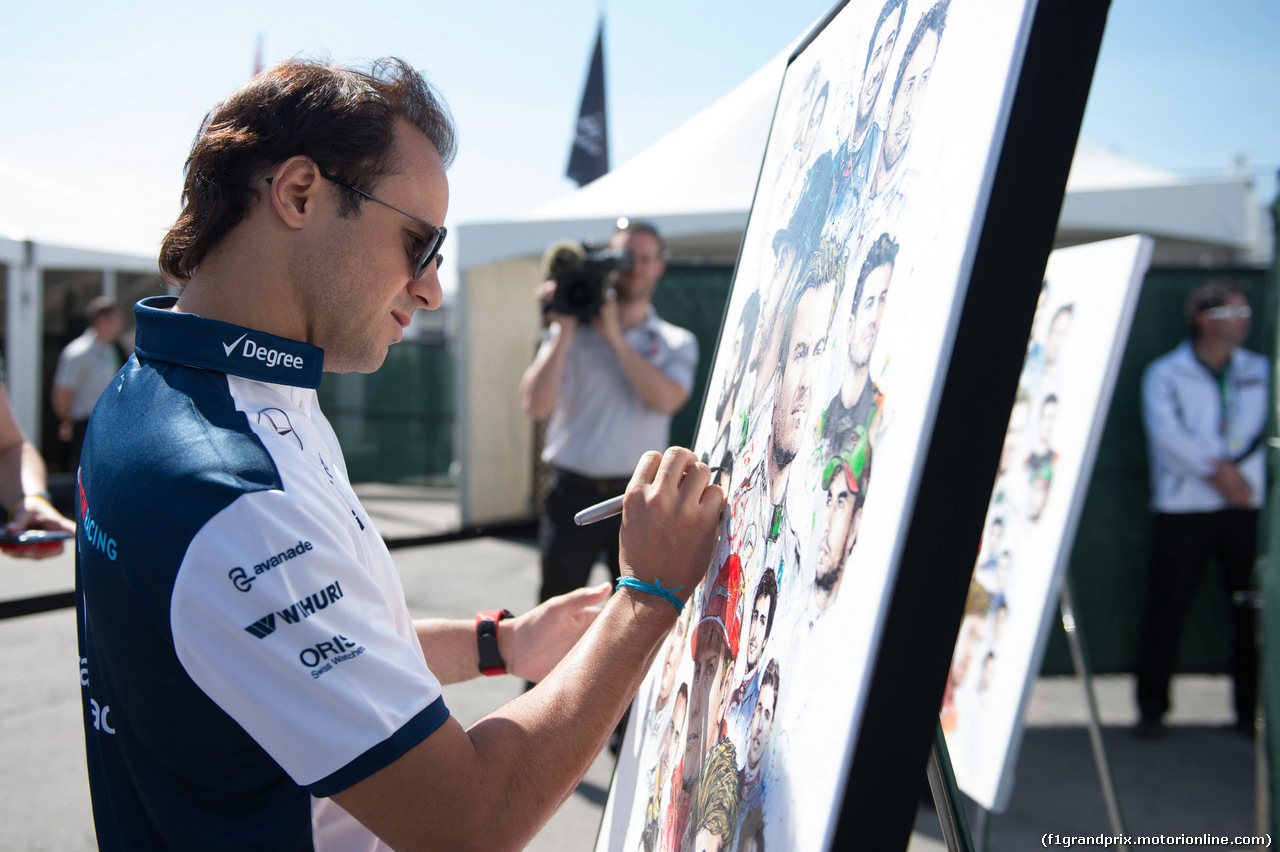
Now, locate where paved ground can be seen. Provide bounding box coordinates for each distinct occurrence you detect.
[909,676,1263,852]
[0,489,1264,850]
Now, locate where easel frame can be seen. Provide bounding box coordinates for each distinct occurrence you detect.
[830,0,1111,845]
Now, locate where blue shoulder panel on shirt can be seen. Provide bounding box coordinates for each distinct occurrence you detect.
[77,353,304,851]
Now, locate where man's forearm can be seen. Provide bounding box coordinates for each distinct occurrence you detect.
[608,340,688,415]
[51,387,73,423]
[463,592,671,844]
[331,448,723,852]
[18,442,50,502]
[414,618,484,685]
[334,590,674,852]
[414,584,610,686]
[0,441,30,511]
[520,324,573,419]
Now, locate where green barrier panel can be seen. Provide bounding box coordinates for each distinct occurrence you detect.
[652,262,735,450]
[316,338,455,484]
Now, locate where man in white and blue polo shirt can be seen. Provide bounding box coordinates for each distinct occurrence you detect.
[1135,280,1268,739]
[76,57,725,852]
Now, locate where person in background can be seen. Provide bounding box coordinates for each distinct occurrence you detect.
[52,296,124,472]
[1135,280,1267,739]
[0,359,75,557]
[521,220,698,604]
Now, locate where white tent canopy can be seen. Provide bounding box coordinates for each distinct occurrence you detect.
[457,51,1269,275]
[456,50,791,276]
[0,156,162,439]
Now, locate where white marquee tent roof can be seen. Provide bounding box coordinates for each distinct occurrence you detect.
[0,155,169,273]
[458,49,1269,272]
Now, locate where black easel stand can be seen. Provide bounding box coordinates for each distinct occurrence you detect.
[1059,573,1129,846]
[927,723,977,852]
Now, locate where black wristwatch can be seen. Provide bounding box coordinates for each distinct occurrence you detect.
[475,609,514,676]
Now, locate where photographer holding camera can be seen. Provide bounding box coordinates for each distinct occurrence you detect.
[521,220,699,605]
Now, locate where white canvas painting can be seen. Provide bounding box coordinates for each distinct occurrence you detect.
[942,235,1153,812]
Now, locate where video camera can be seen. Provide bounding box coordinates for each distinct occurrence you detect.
[540,240,633,320]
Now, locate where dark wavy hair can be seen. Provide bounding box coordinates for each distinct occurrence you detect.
[853,232,900,307]
[891,0,949,104]
[865,0,908,73]
[159,57,456,284]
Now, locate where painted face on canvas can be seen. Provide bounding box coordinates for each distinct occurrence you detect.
[984,518,1005,556]
[993,603,1010,641]
[748,680,778,770]
[858,7,902,127]
[815,468,859,607]
[997,430,1019,477]
[882,28,939,174]
[801,88,829,160]
[684,625,729,789]
[656,630,681,710]
[746,594,771,671]
[1044,307,1073,369]
[669,689,688,773]
[771,283,833,467]
[1038,396,1059,443]
[994,551,1012,588]
[657,712,678,787]
[849,261,892,369]
[769,237,799,307]
[1030,283,1051,338]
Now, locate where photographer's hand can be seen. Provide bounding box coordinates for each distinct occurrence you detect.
[591,288,622,345]
[535,279,578,333]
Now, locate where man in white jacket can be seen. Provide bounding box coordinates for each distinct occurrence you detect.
[1135,280,1267,738]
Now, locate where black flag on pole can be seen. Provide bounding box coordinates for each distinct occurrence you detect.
[566,21,608,186]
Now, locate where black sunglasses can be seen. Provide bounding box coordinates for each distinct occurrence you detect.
[267,171,446,278]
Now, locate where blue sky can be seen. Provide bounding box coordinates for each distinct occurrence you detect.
[1,0,1276,251]
[1082,0,1279,181]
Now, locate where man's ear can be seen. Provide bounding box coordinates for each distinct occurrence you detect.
[264,156,323,230]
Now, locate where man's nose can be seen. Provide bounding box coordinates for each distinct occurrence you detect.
[413,262,444,310]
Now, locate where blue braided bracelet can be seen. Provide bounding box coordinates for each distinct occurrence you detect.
[616,576,685,614]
